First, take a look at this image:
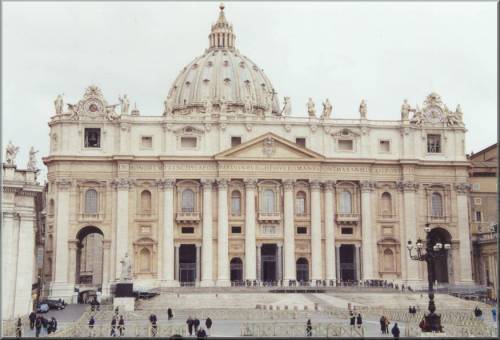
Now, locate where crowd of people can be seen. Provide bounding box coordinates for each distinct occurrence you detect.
[20,311,58,338]
[185,315,212,338]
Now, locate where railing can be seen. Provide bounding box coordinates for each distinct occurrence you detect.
[258,211,281,221]
[175,211,200,222]
[335,213,360,223]
[49,324,186,337]
[241,322,365,337]
[476,232,497,242]
[78,213,104,221]
[429,215,449,223]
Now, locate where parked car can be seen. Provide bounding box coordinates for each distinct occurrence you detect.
[133,290,159,300]
[40,299,65,310]
[36,303,49,313]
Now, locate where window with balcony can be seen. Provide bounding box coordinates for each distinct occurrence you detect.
[231,190,242,216]
[380,192,392,216]
[84,189,98,214]
[295,191,306,216]
[431,192,443,217]
[339,191,352,214]
[141,190,152,213]
[84,128,101,148]
[182,189,195,212]
[262,189,276,213]
[427,134,441,153]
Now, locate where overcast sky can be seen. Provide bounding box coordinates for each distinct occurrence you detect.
[3,1,497,180]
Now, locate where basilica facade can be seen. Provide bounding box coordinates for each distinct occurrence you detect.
[43,5,473,301]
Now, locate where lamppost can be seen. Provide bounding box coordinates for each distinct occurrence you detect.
[407,223,451,333]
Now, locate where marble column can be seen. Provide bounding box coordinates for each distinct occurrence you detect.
[174,245,179,281]
[360,180,375,280]
[324,181,336,281]
[310,180,322,280]
[196,245,201,283]
[216,178,230,286]
[68,240,78,284]
[355,245,361,281]
[399,181,420,283]
[456,183,473,283]
[200,179,214,286]
[112,178,132,280]
[2,212,16,319]
[14,214,36,317]
[277,244,283,282]
[101,240,111,296]
[51,179,72,299]
[159,178,176,286]
[244,179,257,281]
[335,245,341,282]
[283,179,296,284]
[256,244,262,281]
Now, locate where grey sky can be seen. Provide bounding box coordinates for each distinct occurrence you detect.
[3,1,497,181]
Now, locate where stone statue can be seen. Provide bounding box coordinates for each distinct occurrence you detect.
[27,147,39,171]
[307,98,316,117]
[205,96,213,114]
[120,253,132,281]
[220,97,227,113]
[281,97,291,116]
[67,103,79,120]
[105,104,120,121]
[164,95,174,115]
[54,94,64,115]
[455,104,463,123]
[401,99,411,120]
[118,94,130,114]
[5,141,19,165]
[410,106,424,125]
[244,95,252,114]
[359,99,367,119]
[265,92,273,116]
[321,98,332,119]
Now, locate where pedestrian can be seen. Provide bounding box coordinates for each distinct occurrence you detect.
[492,306,497,322]
[205,317,212,335]
[356,313,363,328]
[196,327,207,339]
[379,316,386,334]
[149,313,158,337]
[418,318,426,331]
[194,317,200,332]
[35,316,42,338]
[89,315,96,337]
[15,318,22,338]
[408,305,412,313]
[391,322,400,339]
[48,317,57,334]
[41,316,48,336]
[384,316,390,334]
[167,308,173,320]
[118,315,125,336]
[110,316,117,337]
[186,316,194,336]
[349,311,356,328]
[29,311,36,330]
[306,319,312,336]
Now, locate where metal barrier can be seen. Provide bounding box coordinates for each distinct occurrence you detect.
[240,322,365,337]
[49,324,185,337]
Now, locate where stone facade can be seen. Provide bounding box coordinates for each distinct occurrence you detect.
[42,5,474,300]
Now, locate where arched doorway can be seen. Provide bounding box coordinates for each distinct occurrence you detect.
[76,226,104,285]
[296,258,309,283]
[230,257,243,282]
[428,227,452,283]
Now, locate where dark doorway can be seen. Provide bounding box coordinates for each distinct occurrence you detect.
[179,244,196,284]
[261,244,277,282]
[76,226,104,285]
[296,257,309,282]
[230,257,243,282]
[339,244,356,281]
[429,228,452,283]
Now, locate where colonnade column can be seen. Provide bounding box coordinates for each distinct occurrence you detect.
[256,245,261,281]
[112,177,132,281]
[399,181,420,283]
[244,179,257,281]
[355,244,361,281]
[324,181,336,282]
[200,179,214,287]
[196,245,201,284]
[217,178,230,286]
[283,179,296,284]
[2,212,16,319]
[277,244,283,282]
[68,240,78,285]
[159,178,176,286]
[360,180,375,280]
[101,240,111,296]
[174,245,179,281]
[310,179,322,281]
[456,183,473,283]
[335,245,341,282]
[14,214,36,316]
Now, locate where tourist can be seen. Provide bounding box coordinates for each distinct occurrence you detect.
[391,323,400,339]
[110,316,117,337]
[29,311,36,330]
[186,316,194,336]
[41,316,48,336]
[149,313,158,337]
[474,306,483,320]
[35,315,42,338]
[205,317,212,335]
[15,318,22,338]
[356,313,363,328]
[194,317,200,332]
[118,315,125,336]
[492,306,497,322]
[196,327,207,339]
[418,317,426,331]
[48,317,57,334]
[379,316,386,334]
[306,319,312,336]
[384,316,390,334]
[167,308,173,320]
[89,315,96,336]
[349,311,355,328]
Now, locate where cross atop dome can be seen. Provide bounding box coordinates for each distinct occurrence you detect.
[209,2,235,51]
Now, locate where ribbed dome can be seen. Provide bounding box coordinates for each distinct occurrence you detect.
[165,4,280,116]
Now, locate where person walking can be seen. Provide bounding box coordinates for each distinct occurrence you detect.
[384,316,390,334]
[492,306,497,322]
[349,311,356,328]
[149,313,158,337]
[205,317,212,335]
[110,316,117,337]
[48,317,57,334]
[186,316,194,336]
[29,311,36,330]
[167,308,173,321]
[194,317,200,333]
[35,316,42,338]
[41,316,48,336]
[306,319,312,336]
[118,315,125,336]
[196,327,207,339]
[88,315,96,337]
[15,318,22,338]
[379,316,386,334]
[356,313,363,329]
[391,323,400,339]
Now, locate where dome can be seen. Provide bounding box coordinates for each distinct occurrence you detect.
[165,4,280,116]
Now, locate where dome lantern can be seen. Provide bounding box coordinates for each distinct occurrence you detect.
[208,2,236,51]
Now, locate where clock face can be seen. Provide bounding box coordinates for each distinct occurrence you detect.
[424,106,443,123]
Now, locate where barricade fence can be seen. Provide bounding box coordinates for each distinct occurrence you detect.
[240,322,365,337]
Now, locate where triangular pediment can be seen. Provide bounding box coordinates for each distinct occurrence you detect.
[215,132,324,161]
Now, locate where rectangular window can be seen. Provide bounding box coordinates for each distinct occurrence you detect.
[231,226,242,234]
[84,128,101,148]
[141,136,153,149]
[296,226,308,234]
[427,134,441,153]
[473,197,482,205]
[296,138,306,147]
[261,225,276,235]
[181,227,195,234]
[180,137,197,148]
[338,139,353,151]
[231,136,242,147]
[476,211,482,222]
[341,227,353,235]
[379,140,391,153]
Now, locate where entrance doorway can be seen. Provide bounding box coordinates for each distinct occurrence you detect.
[76,226,104,285]
[339,244,356,281]
[429,228,452,283]
[261,244,277,282]
[179,244,196,284]
[230,257,243,282]
[296,257,309,283]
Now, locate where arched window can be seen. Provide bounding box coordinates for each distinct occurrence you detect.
[431,192,443,217]
[263,189,275,213]
[231,190,241,216]
[339,191,352,214]
[383,248,395,272]
[230,257,243,282]
[296,257,309,282]
[296,191,306,216]
[85,189,98,214]
[381,192,392,216]
[182,189,195,212]
[140,248,151,272]
[141,190,152,213]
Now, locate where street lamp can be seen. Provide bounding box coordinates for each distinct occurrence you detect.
[407,224,450,333]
